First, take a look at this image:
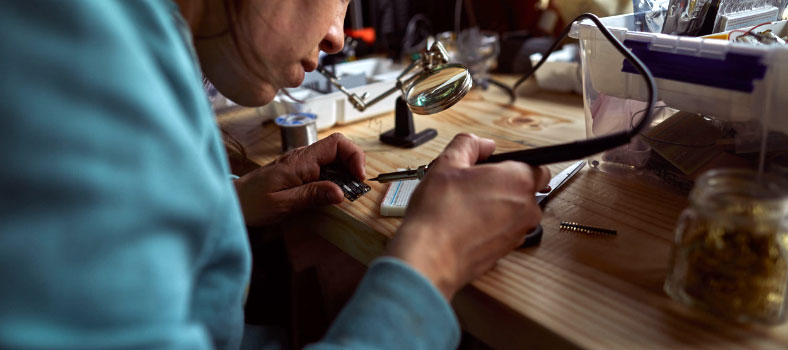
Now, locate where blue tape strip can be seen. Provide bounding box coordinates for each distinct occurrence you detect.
[621,40,767,92]
[389,181,403,205]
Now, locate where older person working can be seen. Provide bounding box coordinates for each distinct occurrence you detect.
[0,1,548,349]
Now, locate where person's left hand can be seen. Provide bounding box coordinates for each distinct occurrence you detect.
[233,133,365,227]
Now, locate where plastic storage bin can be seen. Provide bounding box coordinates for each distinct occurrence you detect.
[570,14,788,189]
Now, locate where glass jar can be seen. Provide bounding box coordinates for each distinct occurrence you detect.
[664,168,788,324]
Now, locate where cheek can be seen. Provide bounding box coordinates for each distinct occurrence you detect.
[288,2,341,51]
[251,19,312,60]
[242,29,300,86]
[237,1,339,88]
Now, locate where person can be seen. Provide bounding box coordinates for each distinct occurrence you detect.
[0,0,549,349]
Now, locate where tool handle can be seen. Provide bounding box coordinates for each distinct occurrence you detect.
[479,133,630,166]
[373,133,626,181]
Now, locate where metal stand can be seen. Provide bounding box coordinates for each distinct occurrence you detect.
[379,97,437,148]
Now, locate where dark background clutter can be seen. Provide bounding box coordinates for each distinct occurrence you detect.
[351,0,566,58]
[341,0,630,73]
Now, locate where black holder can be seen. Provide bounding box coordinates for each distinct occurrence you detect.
[379,96,437,148]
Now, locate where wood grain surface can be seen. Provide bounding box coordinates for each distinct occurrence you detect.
[219,77,788,349]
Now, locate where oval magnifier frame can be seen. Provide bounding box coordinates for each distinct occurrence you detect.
[405,63,473,115]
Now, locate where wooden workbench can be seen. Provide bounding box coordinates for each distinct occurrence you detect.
[220,78,788,349]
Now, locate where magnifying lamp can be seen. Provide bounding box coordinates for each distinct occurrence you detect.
[318,41,472,148]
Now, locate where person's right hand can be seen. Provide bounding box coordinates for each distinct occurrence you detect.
[385,133,550,300]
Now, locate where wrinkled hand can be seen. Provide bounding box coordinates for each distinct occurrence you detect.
[234,133,365,227]
[385,133,550,300]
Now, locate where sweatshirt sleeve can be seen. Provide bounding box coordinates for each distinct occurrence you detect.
[306,257,461,350]
[0,1,250,349]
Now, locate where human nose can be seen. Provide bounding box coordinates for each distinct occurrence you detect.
[319,16,345,54]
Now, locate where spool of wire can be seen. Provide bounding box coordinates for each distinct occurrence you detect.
[275,112,318,152]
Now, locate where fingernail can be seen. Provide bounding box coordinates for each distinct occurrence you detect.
[538,185,552,193]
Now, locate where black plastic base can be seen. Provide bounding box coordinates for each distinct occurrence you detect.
[379,96,437,148]
[380,128,437,148]
[519,224,543,248]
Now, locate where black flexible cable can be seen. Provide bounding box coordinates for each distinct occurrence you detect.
[489,78,516,103]
[454,0,463,34]
[482,13,658,166]
[513,13,657,139]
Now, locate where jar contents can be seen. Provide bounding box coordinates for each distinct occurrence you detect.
[665,169,788,324]
[668,225,788,322]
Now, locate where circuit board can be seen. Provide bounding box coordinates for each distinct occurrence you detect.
[320,163,370,202]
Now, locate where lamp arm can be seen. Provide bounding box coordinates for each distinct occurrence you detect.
[317,64,422,112]
[396,60,421,81]
[317,66,368,111]
[316,41,449,112]
[358,85,401,109]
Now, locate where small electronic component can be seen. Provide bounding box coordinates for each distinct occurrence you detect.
[560,222,617,235]
[320,163,370,202]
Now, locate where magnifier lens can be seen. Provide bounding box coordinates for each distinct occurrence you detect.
[405,64,472,115]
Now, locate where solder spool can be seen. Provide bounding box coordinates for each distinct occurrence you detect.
[276,112,318,152]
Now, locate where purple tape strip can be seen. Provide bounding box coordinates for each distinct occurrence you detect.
[621,40,767,92]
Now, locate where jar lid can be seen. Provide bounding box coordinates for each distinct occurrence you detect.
[691,168,788,216]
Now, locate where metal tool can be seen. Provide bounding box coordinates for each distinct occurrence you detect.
[368,157,586,185]
[319,41,473,148]
[319,41,471,115]
[521,160,586,247]
[368,164,430,183]
[535,160,586,206]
